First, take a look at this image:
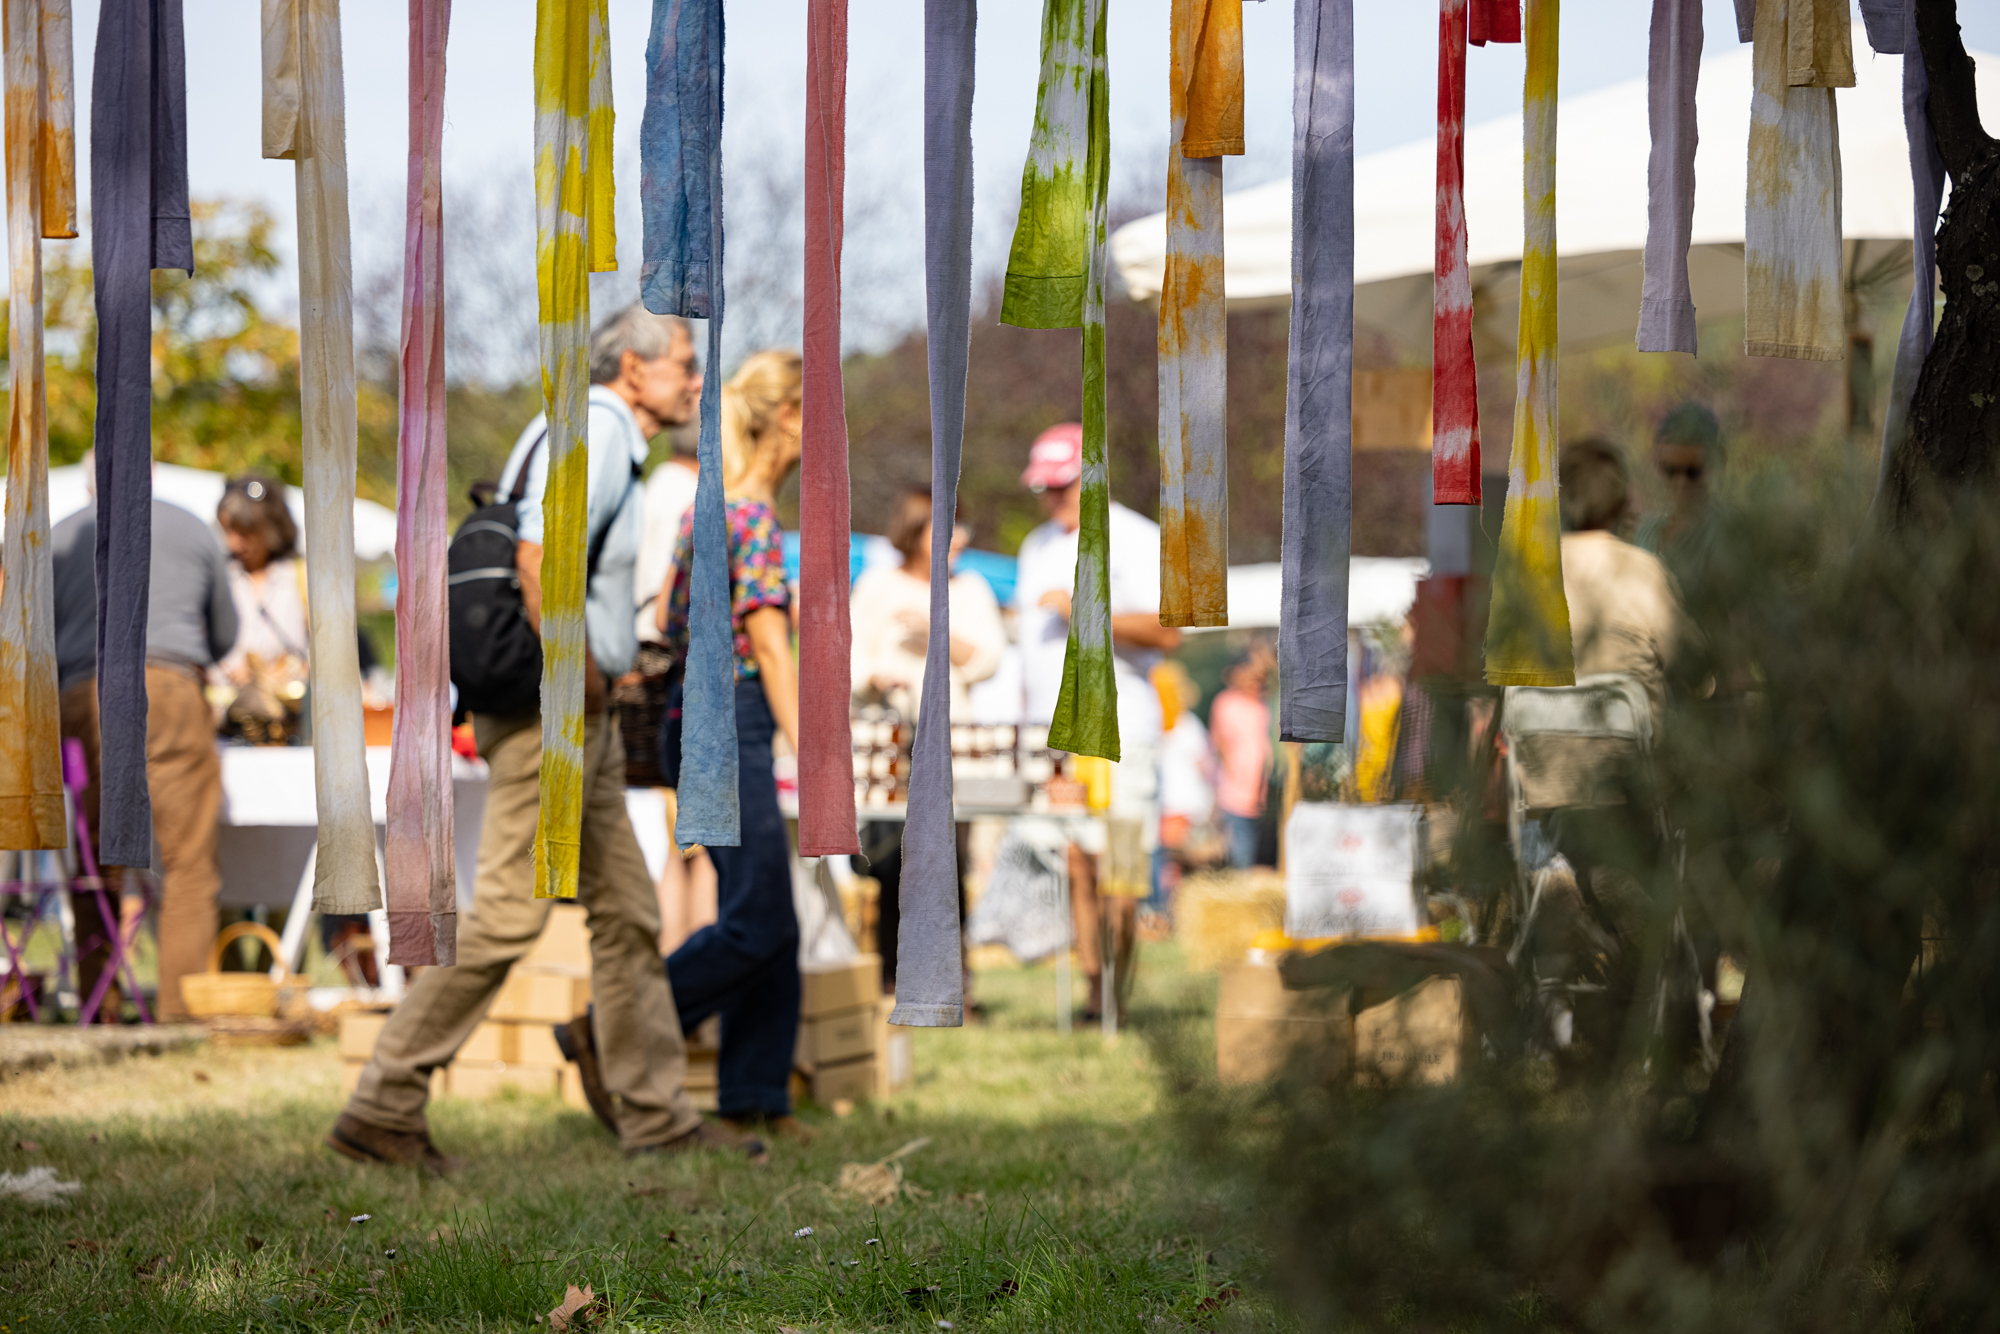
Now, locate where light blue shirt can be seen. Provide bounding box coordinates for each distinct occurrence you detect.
[496,385,650,677]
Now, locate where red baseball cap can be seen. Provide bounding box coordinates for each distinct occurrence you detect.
[1021,422,1084,492]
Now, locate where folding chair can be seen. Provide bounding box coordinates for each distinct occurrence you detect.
[62,739,156,1025]
[0,848,67,1020]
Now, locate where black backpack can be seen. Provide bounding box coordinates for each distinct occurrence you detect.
[447,432,637,720]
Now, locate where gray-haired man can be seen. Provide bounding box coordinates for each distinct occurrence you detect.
[330,307,760,1168]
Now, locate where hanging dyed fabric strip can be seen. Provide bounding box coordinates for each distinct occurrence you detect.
[91,0,190,870]
[1637,0,1701,354]
[1784,0,1851,89]
[384,0,455,964]
[1157,0,1238,629]
[1004,0,1115,761]
[1277,0,1354,743]
[531,0,617,896]
[1744,0,1843,361]
[796,0,857,859]
[262,0,380,913]
[1432,0,1480,506]
[1467,0,1518,46]
[0,0,74,852]
[892,0,976,1031]
[1483,0,1573,688]
[1732,0,1755,43]
[1875,0,1941,495]
[641,0,736,848]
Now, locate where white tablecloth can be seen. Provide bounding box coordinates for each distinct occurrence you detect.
[216,746,674,911]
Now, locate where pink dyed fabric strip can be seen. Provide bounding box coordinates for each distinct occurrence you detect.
[1432,0,1480,506]
[385,0,456,965]
[796,0,858,858]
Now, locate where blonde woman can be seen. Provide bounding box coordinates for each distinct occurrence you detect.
[655,349,808,1139]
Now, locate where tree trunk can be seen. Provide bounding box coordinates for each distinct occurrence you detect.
[1885,0,2000,514]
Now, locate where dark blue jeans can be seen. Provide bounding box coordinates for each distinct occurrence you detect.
[664,680,800,1118]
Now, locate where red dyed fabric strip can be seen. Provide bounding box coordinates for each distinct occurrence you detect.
[1432,0,1480,505]
[385,0,456,965]
[796,0,858,857]
[1468,0,1519,46]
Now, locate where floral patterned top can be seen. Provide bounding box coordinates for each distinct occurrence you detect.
[663,496,790,680]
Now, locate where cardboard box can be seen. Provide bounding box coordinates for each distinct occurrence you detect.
[1215,956,1349,1085]
[801,955,880,1018]
[512,1020,566,1068]
[446,1060,561,1100]
[524,904,591,971]
[795,1003,877,1070]
[809,1055,879,1106]
[459,1021,515,1065]
[338,1010,391,1062]
[487,967,591,1023]
[1353,975,1467,1085]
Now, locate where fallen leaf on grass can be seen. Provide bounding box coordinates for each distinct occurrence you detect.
[245,1236,264,1252]
[1194,1284,1241,1315]
[953,1191,986,1206]
[192,1071,210,1083]
[134,1254,170,1279]
[65,1238,103,1253]
[15,1139,40,1152]
[987,1278,1019,1303]
[87,1133,101,1144]
[548,1282,600,1331]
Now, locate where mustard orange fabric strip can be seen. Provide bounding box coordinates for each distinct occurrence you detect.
[1157,0,1236,629]
[0,0,74,852]
[1483,0,1573,688]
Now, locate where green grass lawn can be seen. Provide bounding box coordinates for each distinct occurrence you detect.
[1,946,1283,1333]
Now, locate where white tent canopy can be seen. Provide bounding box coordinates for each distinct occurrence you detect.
[1112,24,2000,356]
[1191,557,1430,632]
[6,462,399,562]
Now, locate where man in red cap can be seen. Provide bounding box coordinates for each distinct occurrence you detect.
[1013,423,1181,1022]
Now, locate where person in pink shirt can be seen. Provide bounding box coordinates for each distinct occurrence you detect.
[1210,643,1275,869]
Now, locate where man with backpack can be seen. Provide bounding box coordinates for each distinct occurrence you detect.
[330,306,763,1169]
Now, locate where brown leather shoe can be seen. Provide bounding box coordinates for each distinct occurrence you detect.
[554,1011,619,1136]
[628,1118,769,1164]
[723,1113,816,1146]
[327,1111,462,1176]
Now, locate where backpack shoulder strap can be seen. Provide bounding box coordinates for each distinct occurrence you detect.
[506,428,550,505]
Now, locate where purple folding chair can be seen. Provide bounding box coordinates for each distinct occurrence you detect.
[64,738,155,1025]
[0,849,61,1020]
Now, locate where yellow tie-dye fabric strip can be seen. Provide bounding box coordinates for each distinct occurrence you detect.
[533,0,616,899]
[1483,0,1573,688]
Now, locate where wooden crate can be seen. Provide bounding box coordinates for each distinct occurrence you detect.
[808,1054,878,1106]
[338,1010,392,1062]
[795,1002,878,1070]
[1353,975,1469,1085]
[487,967,590,1023]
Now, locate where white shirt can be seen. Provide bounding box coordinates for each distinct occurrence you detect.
[496,385,650,677]
[850,563,1006,721]
[1012,500,1165,747]
[635,458,700,644]
[1158,712,1216,822]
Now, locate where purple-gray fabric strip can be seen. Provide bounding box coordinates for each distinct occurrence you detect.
[91,0,193,868]
[891,0,975,1030]
[1278,0,1352,745]
[1637,0,1701,354]
[1876,0,1941,496]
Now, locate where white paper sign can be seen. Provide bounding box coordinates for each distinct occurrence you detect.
[1284,802,1424,940]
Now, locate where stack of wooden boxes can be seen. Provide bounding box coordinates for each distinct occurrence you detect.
[338,903,594,1111]
[339,915,911,1110]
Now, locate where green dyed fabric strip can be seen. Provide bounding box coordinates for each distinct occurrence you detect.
[1029,0,1118,762]
[1001,0,1096,332]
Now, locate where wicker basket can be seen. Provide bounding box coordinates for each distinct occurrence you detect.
[180,922,298,1019]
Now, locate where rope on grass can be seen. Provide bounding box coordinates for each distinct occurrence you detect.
[835,1136,933,1206]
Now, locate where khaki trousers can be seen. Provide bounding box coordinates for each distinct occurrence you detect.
[345,712,700,1149]
[61,668,224,1021]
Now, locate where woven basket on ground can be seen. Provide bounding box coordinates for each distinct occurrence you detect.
[180,922,300,1020]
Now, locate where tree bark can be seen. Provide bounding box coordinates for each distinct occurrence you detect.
[1886,0,2000,515]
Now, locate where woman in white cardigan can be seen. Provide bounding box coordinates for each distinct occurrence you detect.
[849,489,1004,721]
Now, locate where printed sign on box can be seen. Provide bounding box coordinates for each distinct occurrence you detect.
[1284,802,1424,940]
